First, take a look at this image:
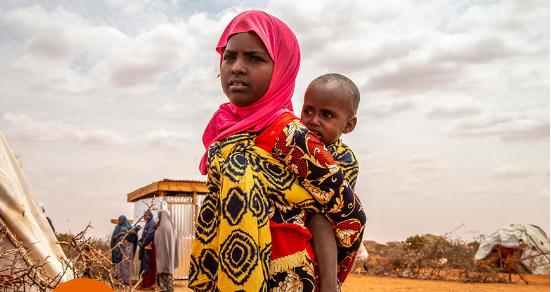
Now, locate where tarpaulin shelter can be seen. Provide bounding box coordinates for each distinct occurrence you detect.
[0,132,73,289]
[474,223,550,274]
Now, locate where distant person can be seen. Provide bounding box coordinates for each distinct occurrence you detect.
[82,245,95,278]
[130,224,141,259]
[138,211,157,289]
[301,73,361,291]
[154,210,179,292]
[38,202,55,234]
[111,215,137,285]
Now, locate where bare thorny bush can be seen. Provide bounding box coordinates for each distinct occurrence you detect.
[363,225,548,284]
[0,226,65,291]
[0,199,158,291]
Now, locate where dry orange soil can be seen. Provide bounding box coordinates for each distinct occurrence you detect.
[142,273,550,292]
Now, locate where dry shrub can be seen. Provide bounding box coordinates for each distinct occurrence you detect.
[0,226,66,291]
[0,200,157,291]
[363,227,537,284]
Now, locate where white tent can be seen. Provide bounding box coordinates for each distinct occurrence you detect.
[0,132,73,285]
[475,224,550,274]
[352,241,369,272]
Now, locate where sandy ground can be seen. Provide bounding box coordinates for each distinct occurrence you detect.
[132,273,550,292]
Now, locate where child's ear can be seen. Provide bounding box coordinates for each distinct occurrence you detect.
[343,116,357,134]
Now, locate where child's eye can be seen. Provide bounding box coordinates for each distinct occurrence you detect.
[322,112,333,119]
[223,55,235,61]
[303,109,312,115]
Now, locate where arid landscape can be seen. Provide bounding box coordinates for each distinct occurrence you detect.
[162,274,550,292]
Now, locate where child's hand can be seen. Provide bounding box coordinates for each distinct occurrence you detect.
[319,281,339,292]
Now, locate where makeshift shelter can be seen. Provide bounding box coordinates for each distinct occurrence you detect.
[474,224,550,274]
[126,179,208,280]
[351,241,369,273]
[0,132,73,289]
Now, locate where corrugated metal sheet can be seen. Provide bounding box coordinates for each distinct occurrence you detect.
[168,202,194,279]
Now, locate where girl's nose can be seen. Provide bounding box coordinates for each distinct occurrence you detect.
[231,58,246,75]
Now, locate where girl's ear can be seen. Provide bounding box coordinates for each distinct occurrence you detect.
[343,116,357,134]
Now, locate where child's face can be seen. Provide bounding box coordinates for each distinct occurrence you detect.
[301,82,356,145]
[220,32,274,107]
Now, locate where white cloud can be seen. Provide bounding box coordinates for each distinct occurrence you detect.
[447,112,549,142]
[0,0,548,243]
[365,61,462,93]
[493,164,534,179]
[405,153,446,172]
[538,189,550,201]
[143,129,195,151]
[426,99,483,120]
[362,97,415,119]
[1,113,128,146]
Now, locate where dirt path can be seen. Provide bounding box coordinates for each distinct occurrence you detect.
[340,274,549,292]
[158,273,549,292]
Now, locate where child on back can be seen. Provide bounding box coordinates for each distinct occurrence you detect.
[188,11,365,292]
[302,73,361,292]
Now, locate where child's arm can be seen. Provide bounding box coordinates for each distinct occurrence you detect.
[306,213,338,292]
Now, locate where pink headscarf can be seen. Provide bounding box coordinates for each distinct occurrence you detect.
[199,10,301,174]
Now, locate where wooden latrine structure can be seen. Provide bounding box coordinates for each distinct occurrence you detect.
[126,179,208,280]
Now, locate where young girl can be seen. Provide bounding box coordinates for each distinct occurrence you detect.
[189,10,366,292]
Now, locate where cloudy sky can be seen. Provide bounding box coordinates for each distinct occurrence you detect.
[0,0,548,243]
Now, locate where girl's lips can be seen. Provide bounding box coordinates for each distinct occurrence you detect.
[228,84,248,92]
[228,80,248,90]
[229,78,247,86]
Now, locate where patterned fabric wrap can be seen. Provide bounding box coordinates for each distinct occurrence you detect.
[272,121,365,285]
[189,121,366,292]
[326,139,359,191]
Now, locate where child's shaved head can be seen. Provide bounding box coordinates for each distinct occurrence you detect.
[311,73,360,117]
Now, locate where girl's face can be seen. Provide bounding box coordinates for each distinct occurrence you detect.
[221,32,274,107]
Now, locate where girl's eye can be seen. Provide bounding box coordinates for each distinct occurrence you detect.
[251,56,264,62]
[223,55,235,61]
[303,109,312,115]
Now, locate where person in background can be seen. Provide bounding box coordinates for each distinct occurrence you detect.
[131,224,141,259]
[138,211,157,289]
[38,202,55,234]
[83,245,95,278]
[155,210,179,292]
[111,215,137,285]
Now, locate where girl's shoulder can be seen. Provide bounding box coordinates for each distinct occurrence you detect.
[255,112,300,152]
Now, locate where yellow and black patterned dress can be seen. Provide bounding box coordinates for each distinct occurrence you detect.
[189,116,366,292]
